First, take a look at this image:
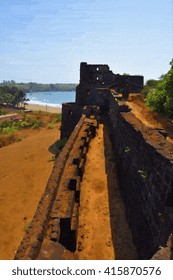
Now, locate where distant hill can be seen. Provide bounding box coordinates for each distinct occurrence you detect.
[0,81,77,92]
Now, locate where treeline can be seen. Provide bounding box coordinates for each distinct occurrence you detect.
[142,59,173,118]
[0,86,28,108]
[0,81,77,93]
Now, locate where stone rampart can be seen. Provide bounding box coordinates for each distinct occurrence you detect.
[109,93,173,259]
[14,62,173,260]
[14,114,97,260]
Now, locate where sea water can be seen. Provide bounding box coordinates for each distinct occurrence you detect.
[26,91,75,108]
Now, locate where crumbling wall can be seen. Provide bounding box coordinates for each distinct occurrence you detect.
[61,62,143,139]
[14,114,97,260]
[61,102,83,139]
[76,62,143,106]
[109,93,173,259]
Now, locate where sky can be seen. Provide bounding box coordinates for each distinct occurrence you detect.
[0,0,172,83]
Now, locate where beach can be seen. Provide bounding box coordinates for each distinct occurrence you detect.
[25,103,62,114]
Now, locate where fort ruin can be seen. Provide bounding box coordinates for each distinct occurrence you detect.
[14,63,173,260]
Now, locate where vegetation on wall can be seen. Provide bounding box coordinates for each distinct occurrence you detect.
[144,59,173,118]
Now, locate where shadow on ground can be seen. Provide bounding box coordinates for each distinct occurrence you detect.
[103,116,138,260]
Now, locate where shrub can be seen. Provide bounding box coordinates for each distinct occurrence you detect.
[56,114,62,122]
[48,122,54,129]
[0,120,12,129]
[0,109,7,115]
[0,116,43,131]
[48,155,56,162]
[145,88,167,114]
[145,59,173,118]
[22,116,43,129]
[141,79,159,97]
[0,127,17,136]
[0,127,18,147]
[32,121,42,129]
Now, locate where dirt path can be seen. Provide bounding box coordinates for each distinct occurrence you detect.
[126,101,162,128]
[126,99,173,144]
[76,124,115,260]
[0,126,60,259]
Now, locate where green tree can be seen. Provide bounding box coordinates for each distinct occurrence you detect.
[0,86,28,107]
[145,59,173,117]
[141,79,158,97]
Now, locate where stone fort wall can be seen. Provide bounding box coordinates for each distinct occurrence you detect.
[109,93,173,259]
[14,63,173,259]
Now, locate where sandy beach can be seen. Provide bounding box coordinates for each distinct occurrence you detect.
[25,103,62,114]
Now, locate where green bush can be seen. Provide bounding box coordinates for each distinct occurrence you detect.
[145,88,167,114]
[56,114,62,122]
[0,109,7,115]
[0,127,17,136]
[0,116,43,131]
[0,120,12,129]
[141,79,158,97]
[48,122,54,129]
[21,116,42,129]
[32,121,42,129]
[145,59,173,118]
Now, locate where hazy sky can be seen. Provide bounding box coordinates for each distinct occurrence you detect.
[0,0,172,83]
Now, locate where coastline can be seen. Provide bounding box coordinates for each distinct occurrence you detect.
[25,103,62,114]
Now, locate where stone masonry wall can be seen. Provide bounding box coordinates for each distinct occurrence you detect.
[61,102,83,139]
[109,93,173,259]
[14,114,94,260]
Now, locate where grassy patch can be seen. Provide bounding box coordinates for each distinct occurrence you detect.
[0,110,59,147]
[0,115,42,147]
[22,116,43,129]
[23,221,32,232]
[0,127,18,135]
[0,116,43,130]
[0,127,18,147]
[47,122,54,129]
[56,114,62,122]
[30,110,54,116]
[48,155,56,162]
[16,137,23,142]
[0,109,7,115]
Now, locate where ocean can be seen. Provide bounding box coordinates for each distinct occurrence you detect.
[26,91,76,108]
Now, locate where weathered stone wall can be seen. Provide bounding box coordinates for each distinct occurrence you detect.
[76,62,144,106]
[109,93,173,259]
[61,102,83,139]
[61,62,144,139]
[14,114,97,260]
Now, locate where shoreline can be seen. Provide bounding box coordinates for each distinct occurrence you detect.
[25,103,62,114]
